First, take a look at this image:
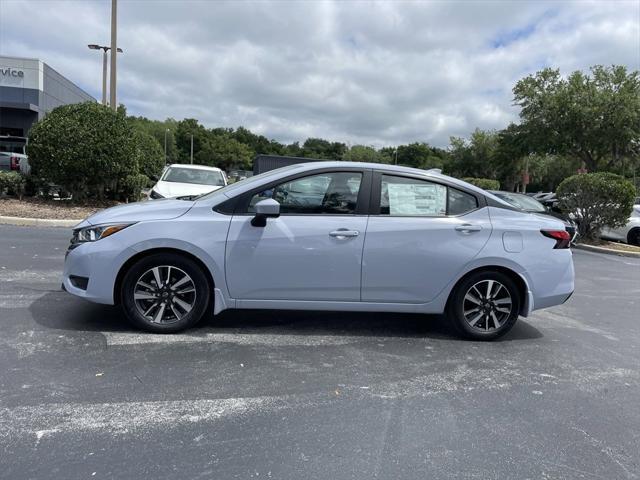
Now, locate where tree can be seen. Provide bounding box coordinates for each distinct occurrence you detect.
[128,116,178,162]
[133,130,165,180]
[395,142,446,170]
[175,118,208,163]
[194,135,254,171]
[301,138,347,160]
[557,173,636,241]
[342,145,385,163]
[27,102,138,201]
[513,65,640,172]
[232,126,285,155]
[447,129,500,179]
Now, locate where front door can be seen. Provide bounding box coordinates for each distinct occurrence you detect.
[225,170,368,301]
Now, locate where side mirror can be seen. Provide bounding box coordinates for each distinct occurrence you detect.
[251,199,280,227]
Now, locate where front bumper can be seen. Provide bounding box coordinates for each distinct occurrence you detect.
[62,240,136,305]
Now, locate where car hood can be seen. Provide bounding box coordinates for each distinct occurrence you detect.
[154,181,223,198]
[83,199,195,226]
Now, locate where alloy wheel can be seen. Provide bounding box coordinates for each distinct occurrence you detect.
[462,279,513,331]
[133,266,196,324]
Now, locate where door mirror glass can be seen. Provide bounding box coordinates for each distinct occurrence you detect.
[252,198,280,227]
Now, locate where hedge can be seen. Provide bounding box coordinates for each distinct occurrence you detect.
[462,177,500,190]
[0,171,26,200]
[557,172,636,241]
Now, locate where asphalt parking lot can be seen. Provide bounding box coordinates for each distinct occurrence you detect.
[1,224,639,480]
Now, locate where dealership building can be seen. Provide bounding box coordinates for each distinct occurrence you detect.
[0,55,95,137]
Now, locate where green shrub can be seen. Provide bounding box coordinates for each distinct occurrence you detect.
[0,171,26,200]
[134,130,165,180]
[462,177,500,190]
[27,102,138,202]
[119,173,150,203]
[557,173,636,241]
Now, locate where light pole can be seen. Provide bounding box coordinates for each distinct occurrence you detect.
[88,44,123,106]
[164,129,170,164]
[110,0,118,111]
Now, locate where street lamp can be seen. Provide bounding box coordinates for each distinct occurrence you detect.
[88,44,123,106]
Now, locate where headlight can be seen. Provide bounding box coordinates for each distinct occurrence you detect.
[149,189,164,199]
[72,223,134,244]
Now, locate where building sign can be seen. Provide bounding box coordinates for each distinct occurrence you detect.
[1,68,24,78]
[0,58,41,90]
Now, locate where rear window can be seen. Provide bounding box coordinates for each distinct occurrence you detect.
[448,188,478,215]
[379,175,478,216]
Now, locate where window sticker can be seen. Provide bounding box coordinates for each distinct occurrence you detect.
[387,183,446,216]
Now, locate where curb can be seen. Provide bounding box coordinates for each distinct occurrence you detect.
[0,215,80,228]
[573,243,640,258]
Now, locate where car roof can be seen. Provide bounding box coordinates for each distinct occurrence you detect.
[166,164,223,172]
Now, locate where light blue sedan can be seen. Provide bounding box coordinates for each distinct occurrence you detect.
[63,162,574,340]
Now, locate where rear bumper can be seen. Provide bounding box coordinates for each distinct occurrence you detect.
[529,256,575,311]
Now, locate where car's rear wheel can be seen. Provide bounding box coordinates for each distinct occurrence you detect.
[627,228,640,247]
[447,270,520,341]
[121,253,210,333]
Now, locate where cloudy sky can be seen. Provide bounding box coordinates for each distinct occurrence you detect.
[1,0,639,147]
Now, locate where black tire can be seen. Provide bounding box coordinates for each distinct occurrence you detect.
[446,270,521,341]
[627,228,640,247]
[121,253,211,333]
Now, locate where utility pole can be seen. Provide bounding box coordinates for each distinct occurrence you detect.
[190,134,194,164]
[109,0,118,110]
[101,50,108,105]
[164,129,169,164]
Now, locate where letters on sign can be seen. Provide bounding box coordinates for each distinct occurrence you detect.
[0,68,24,78]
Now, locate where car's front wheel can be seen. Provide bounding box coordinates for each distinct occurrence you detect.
[447,270,520,341]
[121,253,211,333]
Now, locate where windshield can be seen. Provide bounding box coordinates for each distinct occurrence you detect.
[161,167,225,186]
[492,192,547,213]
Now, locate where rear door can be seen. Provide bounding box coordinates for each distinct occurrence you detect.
[361,173,491,303]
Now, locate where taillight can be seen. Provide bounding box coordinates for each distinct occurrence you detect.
[10,156,20,171]
[541,229,571,249]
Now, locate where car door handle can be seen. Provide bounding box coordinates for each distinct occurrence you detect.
[455,224,482,233]
[329,229,359,238]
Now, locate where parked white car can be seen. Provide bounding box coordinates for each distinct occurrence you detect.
[600,198,640,246]
[63,162,574,341]
[149,164,227,199]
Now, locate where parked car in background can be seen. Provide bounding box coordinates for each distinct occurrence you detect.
[0,152,30,175]
[489,191,577,242]
[149,164,227,199]
[63,162,574,341]
[600,199,640,246]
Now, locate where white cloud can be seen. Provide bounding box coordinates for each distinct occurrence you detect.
[1,0,638,147]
